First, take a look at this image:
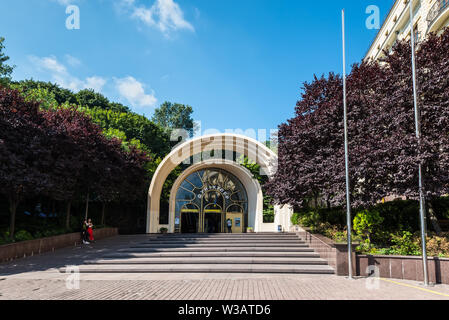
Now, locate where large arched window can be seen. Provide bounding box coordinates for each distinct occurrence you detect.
[174,168,248,233]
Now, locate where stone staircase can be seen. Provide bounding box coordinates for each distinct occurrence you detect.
[60,233,334,274]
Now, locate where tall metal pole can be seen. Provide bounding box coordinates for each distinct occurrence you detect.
[409,0,429,286]
[342,9,353,280]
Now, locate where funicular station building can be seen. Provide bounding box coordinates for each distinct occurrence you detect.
[146,133,293,234]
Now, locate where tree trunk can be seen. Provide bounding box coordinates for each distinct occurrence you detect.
[8,195,19,240]
[313,192,319,209]
[65,201,72,230]
[427,201,442,235]
[84,192,89,220]
[101,202,106,226]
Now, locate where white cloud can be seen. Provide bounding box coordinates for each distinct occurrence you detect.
[123,0,194,36]
[114,76,157,108]
[133,6,155,26]
[28,55,106,93]
[53,0,79,5]
[85,76,107,92]
[28,55,158,110]
[65,54,82,67]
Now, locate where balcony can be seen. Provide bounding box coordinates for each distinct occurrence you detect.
[427,0,449,33]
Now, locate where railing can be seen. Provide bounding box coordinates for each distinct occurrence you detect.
[427,0,449,28]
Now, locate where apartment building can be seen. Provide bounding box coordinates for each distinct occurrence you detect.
[365,0,449,62]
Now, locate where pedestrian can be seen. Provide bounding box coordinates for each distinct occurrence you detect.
[82,219,90,244]
[87,218,95,243]
[226,219,232,233]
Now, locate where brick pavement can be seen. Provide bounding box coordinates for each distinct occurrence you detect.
[1,235,449,300]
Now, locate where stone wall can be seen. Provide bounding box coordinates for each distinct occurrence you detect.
[357,254,449,285]
[0,228,118,263]
[296,226,449,284]
[295,227,357,276]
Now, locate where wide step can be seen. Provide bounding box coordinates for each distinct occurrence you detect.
[58,233,334,275]
[60,264,335,274]
[147,239,305,243]
[85,257,328,265]
[150,236,302,240]
[132,243,309,248]
[118,247,315,253]
[103,252,320,258]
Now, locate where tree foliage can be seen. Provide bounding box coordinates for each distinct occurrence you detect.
[75,89,130,113]
[0,86,151,238]
[266,28,449,216]
[152,101,196,138]
[12,80,77,105]
[82,107,170,157]
[0,37,14,86]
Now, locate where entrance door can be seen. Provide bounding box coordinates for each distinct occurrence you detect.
[202,191,224,233]
[204,212,221,233]
[174,169,248,234]
[180,205,199,233]
[226,205,245,233]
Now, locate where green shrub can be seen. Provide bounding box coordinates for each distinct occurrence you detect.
[425,233,449,257]
[356,242,380,255]
[33,231,43,239]
[322,225,348,243]
[375,200,419,232]
[388,231,421,256]
[353,209,384,247]
[159,227,168,234]
[299,210,321,229]
[291,213,301,226]
[319,207,346,227]
[14,230,34,242]
[263,212,274,223]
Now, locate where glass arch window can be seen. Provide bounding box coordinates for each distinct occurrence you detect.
[175,168,248,233]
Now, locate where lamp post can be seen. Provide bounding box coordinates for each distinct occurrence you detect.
[409,0,429,286]
[342,9,353,280]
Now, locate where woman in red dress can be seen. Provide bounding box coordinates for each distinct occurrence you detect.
[87,219,94,242]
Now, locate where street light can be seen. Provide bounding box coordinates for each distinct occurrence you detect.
[342,9,353,280]
[409,0,430,287]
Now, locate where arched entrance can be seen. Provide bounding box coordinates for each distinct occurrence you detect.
[175,168,248,233]
[147,133,293,234]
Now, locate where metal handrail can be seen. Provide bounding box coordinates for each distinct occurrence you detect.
[427,0,449,26]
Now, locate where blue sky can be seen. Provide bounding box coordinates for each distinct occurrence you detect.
[0,0,393,138]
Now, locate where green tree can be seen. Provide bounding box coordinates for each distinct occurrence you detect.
[12,80,77,105]
[75,89,130,113]
[0,37,14,86]
[76,89,108,109]
[353,209,384,247]
[82,107,170,157]
[10,83,59,110]
[152,102,196,138]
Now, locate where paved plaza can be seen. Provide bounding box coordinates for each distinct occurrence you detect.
[1,235,449,300]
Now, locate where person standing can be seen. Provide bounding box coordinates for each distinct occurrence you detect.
[82,219,90,244]
[226,219,232,233]
[87,219,94,243]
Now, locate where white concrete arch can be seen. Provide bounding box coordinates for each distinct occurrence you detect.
[166,159,263,233]
[146,133,287,234]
